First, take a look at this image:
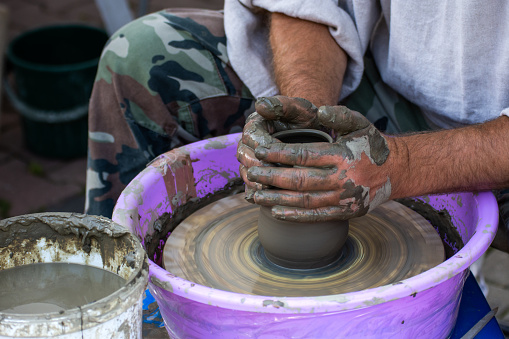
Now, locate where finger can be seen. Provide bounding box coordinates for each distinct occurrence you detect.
[269,204,368,222]
[318,105,371,135]
[255,142,339,167]
[237,142,265,168]
[247,166,336,191]
[240,164,268,193]
[239,165,259,189]
[239,165,253,188]
[242,112,277,150]
[256,96,320,129]
[244,187,256,203]
[253,189,341,208]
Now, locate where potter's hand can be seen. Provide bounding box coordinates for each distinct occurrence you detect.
[238,96,321,201]
[247,105,393,222]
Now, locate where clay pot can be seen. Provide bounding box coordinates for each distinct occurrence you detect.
[257,129,349,269]
[258,206,349,269]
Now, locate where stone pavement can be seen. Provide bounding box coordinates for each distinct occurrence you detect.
[483,249,509,333]
[0,0,509,337]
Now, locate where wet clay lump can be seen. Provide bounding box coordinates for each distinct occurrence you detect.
[258,129,346,269]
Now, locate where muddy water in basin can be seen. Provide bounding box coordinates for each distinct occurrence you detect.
[0,262,126,314]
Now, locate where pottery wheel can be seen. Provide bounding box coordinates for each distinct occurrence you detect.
[163,194,444,297]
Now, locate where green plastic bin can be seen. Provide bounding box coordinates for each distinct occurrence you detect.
[6,24,108,158]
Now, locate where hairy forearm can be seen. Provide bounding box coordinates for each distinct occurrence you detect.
[388,116,509,199]
[269,13,347,107]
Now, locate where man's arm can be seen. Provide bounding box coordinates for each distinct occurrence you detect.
[247,106,509,221]
[267,13,509,198]
[270,13,347,107]
[389,116,509,199]
[269,14,508,198]
[237,13,349,199]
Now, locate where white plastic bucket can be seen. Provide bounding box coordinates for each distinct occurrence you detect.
[0,213,148,338]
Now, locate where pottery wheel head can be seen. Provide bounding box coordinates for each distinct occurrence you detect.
[163,194,444,297]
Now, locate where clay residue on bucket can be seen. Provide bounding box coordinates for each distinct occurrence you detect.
[149,149,198,211]
[0,213,132,275]
[0,213,130,242]
[149,178,245,266]
[396,198,464,259]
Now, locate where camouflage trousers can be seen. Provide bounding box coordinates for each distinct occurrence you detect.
[85,8,429,218]
[86,9,255,217]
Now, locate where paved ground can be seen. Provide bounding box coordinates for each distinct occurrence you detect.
[1,0,509,337]
[483,249,509,332]
[0,0,223,218]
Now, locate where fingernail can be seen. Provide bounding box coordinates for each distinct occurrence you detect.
[257,96,274,107]
[253,190,263,200]
[318,106,336,124]
[246,167,258,181]
[256,97,282,116]
[256,97,271,111]
[254,146,269,159]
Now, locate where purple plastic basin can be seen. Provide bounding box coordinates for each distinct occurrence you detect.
[112,133,498,338]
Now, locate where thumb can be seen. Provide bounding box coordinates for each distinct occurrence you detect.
[317,105,371,135]
[256,96,319,127]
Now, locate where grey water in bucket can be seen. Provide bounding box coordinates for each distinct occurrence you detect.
[0,213,148,338]
[6,25,108,158]
[0,263,126,314]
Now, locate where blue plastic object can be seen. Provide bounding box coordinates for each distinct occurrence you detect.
[450,272,504,338]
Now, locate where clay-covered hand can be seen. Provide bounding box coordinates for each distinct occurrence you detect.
[247,105,393,222]
[238,96,321,201]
